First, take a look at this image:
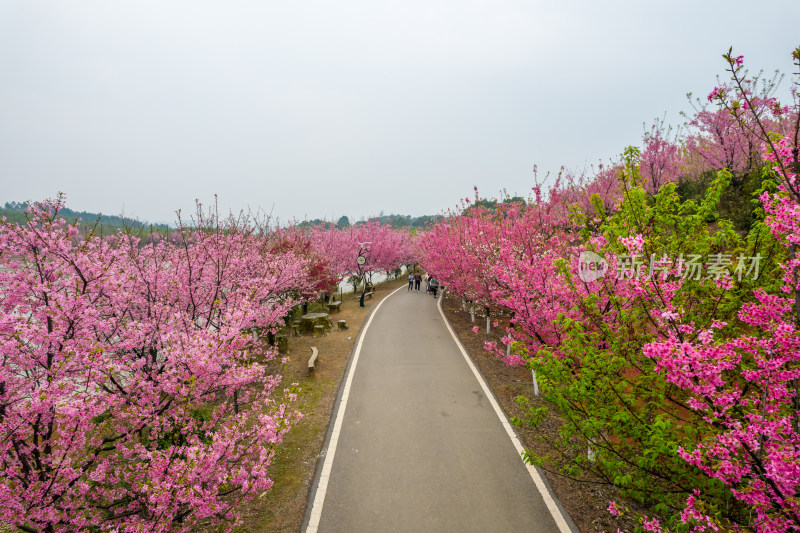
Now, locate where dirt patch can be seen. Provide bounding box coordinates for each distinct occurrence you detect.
[438,291,643,533]
[219,278,407,533]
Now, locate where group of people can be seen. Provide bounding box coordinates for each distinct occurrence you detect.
[407,272,439,297]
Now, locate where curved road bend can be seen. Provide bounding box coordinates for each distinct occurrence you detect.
[305,288,575,533]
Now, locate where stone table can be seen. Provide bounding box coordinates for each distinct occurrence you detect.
[299,312,333,335]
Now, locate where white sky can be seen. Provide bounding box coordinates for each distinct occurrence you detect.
[1,1,798,225]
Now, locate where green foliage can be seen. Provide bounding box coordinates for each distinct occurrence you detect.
[296,218,327,229]
[364,213,443,229]
[346,275,363,292]
[675,164,775,232]
[518,151,787,529]
[90,410,113,425]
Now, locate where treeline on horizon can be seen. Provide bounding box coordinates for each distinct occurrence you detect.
[296,198,528,231]
[2,201,449,232]
[1,201,172,233]
[285,212,448,230]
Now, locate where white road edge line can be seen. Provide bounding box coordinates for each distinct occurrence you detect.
[304,286,405,533]
[437,294,574,533]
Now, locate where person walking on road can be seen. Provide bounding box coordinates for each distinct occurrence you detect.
[430,277,439,298]
[408,273,414,291]
[414,272,422,291]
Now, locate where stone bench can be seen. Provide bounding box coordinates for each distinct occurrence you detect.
[308,347,319,375]
[337,320,348,331]
[364,291,375,299]
[327,300,342,313]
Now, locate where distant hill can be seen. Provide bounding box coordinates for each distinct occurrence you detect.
[1,201,171,234]
[365,213,443,229]
[2,201,441,233]
[296,213,443,231]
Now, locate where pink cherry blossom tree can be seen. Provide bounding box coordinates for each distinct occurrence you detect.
[640,119,682,194]
[0,198,311,532]
[311,222,414,286]
[641,48,800,532]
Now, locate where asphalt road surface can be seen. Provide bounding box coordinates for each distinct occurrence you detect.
[305,287,574,533]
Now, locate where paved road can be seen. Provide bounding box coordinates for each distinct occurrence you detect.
[306,288,573,533]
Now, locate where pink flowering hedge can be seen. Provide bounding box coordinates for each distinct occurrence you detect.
[0,201,318,531]
[0,198,416,531]
[418,47,800,531]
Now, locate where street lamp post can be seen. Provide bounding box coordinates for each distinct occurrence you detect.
[357,242,371,308]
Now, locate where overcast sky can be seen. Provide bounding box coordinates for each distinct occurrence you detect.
[1,1,798,225]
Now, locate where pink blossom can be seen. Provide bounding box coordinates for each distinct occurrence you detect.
[660,310,680,321]
[608,501,622,516]
[642,517,661,532]
[619,234,645,254]
[707,87,724,101]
